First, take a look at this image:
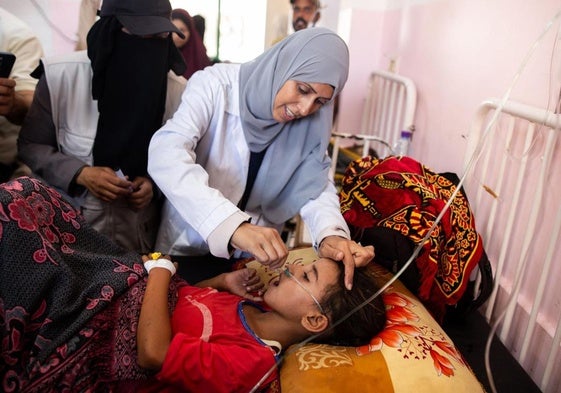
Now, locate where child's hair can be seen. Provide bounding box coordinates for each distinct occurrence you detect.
[315,262,386,347]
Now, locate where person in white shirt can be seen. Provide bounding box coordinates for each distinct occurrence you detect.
[148,27,374,288]
[0,7,44,182]
[291,0,321,32]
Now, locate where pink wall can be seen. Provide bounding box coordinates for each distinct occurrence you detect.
[338,0,561,175]
[337,10,386,135]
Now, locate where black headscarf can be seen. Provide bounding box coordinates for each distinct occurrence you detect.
[87,17,186,178]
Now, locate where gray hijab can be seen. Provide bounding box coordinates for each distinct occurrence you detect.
[239,27,349,224]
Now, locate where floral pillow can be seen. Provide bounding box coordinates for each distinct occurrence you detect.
[246,247,485,393]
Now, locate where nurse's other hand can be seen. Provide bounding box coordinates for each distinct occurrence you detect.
[230,222,288,269]
[318,236,375,290]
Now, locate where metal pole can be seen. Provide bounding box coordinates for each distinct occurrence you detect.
[215,0,221,62]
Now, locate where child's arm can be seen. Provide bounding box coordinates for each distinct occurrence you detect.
[137,256,175,370]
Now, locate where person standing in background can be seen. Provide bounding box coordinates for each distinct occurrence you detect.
[289,0,339,123]
[0,7,44,182]
[291,0,321,32]
[192,14,206,41]
[271,0,321,50]
[18,0,187,253]
[171,8,211,80]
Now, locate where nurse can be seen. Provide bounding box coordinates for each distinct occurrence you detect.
[148,27,373,288]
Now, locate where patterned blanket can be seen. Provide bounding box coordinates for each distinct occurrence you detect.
[340,156,483,321]
[0,177,156,391]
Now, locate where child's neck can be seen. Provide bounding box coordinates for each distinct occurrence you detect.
[242,303,309,350]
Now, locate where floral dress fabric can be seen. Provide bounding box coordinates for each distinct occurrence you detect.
[0,176,158,392]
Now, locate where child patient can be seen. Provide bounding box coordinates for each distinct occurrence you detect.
[0,176,386,393]
[138,254,386,392]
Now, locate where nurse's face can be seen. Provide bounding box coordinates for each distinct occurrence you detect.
[272,80,334,123]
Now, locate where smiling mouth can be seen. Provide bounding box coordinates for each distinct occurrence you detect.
[285,106,296,121]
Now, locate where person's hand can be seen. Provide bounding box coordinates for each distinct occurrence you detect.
[126,176,154,210]
[76,166,134,202]
[318,236,375,290]
[0,78,16,117]
[230,222,288,270]
[222,268,265,301]
[0,78,33,124]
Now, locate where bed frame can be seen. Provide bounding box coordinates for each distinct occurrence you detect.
[461,98,561,393]
[330,69,417,174]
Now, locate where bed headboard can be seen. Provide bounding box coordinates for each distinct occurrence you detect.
[331,70,417,174]
[463,98,561,392]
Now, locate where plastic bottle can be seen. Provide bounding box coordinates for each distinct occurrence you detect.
[394,129,413,156]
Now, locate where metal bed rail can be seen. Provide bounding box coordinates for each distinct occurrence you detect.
[330,70,417,175]
[463,98,561,392]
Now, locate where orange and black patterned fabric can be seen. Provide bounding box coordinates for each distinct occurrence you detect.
[340,156,483,321]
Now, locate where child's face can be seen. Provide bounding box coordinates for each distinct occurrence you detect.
[272,80,333,123]
[265,258,339,319]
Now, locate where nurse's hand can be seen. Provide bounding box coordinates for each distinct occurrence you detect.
[318,236,375,290]
[230,222,288,270]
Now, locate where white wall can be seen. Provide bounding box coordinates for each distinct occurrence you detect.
[0,0,80,56]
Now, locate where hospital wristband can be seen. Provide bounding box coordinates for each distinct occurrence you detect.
[144,259,176,276]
